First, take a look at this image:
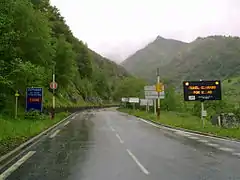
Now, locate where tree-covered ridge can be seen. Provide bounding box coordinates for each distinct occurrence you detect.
[122,35,240,84]
[0,0,134,114]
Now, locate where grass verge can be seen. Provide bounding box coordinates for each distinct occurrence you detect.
[0,112,69,156]
[119,108,240,140]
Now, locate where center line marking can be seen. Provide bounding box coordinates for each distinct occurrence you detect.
[116,133,124,144]
[218,147,234,152]
[110,126,116,132]
[188,136,199,140]
[197,139,209,143]
[126,149,149,175]
[63,121,70,126]
[0,151,36,179]
[206,143,219,147]
[232,152,240,157]
[49,129,61,138]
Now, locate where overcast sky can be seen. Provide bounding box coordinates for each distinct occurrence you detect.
[50,0,240,62]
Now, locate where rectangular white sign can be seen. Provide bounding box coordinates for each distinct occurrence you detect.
[128,97,139,103]
[140,99,148,106]
[121,97,128,102]
[145,92,165,99]
[144,85,155,91]
[140,99,154,106]
[145,95,165,100]
[147,99,153,106]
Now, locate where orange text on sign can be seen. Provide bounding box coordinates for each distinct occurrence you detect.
[192,90,213,95]
[188,85,217,90]
[28,98,41,103]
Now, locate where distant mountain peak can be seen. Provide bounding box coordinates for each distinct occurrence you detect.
[121,35,240,83]
[156,35,165,40]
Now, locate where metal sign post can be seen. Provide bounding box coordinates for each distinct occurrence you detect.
[156,68,161,121]
[15,90,20,119]
[201,101,205,128]
[50,71,58,119]
[154,99,156,115]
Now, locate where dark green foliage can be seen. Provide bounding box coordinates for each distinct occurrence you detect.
[113,77,147,101]
[0,0,131,114]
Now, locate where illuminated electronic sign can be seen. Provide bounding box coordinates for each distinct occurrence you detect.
[183,80,221,101]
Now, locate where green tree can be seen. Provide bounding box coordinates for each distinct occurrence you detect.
[54,35,76,88]
[113,77,146,101]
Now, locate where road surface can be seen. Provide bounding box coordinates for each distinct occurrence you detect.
[1,108,240,180]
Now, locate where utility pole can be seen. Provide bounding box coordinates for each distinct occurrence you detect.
[157,68,160,120]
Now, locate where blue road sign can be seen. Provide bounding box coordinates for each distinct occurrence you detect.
[26,87,43,112]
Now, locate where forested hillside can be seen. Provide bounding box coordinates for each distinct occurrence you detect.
[0,0,134,115]
[121,36,187,80]
[122,36,240,85]
[160,36,240,84]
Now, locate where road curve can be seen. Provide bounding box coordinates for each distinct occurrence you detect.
[1,109,240,180]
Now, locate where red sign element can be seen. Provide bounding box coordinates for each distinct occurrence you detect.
[28,97,42,103]
[50,82,58,90]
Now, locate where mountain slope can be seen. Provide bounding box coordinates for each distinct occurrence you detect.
[160,36,240,84]
[121,36,187,80]
[0,0,131,114]
[122,35,240,84]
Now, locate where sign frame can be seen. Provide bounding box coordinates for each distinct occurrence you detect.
[128,97,139,103]
[50,82,58,90]
[26,87,43,112]
[183,80,222,101]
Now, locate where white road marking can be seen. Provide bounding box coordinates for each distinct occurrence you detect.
[71,116,75,120]
[232,152,240,157]
[218,147,234,152]
[126,149,150,175]
[188,136,199,140]
[138,118,159,128]
[206,143,219,148]
[63,121,70,126]
[110,126,116,132]
[49,129,61,138]
[175,131,191,137]
[0,151,35,179]
[197,139,209,143]
[136,117,240,144]
[116,133,124,144]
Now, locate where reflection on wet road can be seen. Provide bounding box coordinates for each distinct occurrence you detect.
[3,109,240,180]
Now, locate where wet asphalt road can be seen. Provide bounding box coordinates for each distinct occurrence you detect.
[2,109,240,180]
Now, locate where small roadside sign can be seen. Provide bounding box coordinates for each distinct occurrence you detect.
[202,110,207,117]
[26,87,43,112]
[50,82,58,90]
[140,99,153,106]
[15,91,20,97]
[128,97,139,103]
[121,97,128,102]
[155,83,163,92]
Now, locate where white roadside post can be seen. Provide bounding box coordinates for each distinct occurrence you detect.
[15,90,20,119]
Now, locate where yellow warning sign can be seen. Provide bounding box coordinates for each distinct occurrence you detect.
[155,83,164,92]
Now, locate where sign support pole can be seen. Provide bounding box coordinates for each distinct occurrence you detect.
[154,99,156,114]
[157,68,160,120]
[15,91,18,119]
[201,101,205,128]
[52,67,56,119]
